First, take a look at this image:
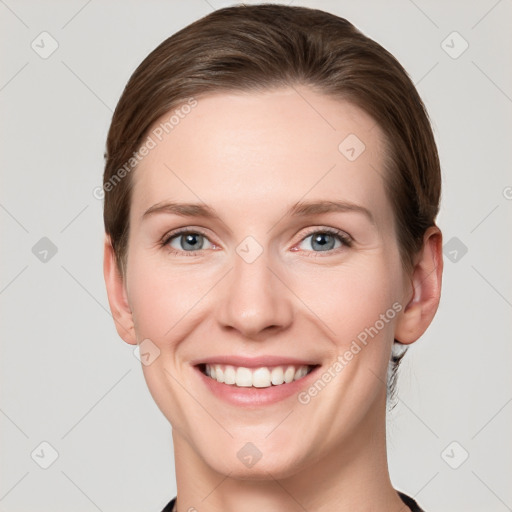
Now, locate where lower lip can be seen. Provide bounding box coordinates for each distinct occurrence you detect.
[194,365,321,407]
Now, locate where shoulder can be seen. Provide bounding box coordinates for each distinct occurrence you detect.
[160,493,425,511]
[397,490,426,512]
[159,496,176,512]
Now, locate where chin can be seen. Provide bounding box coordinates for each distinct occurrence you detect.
[219,463,300,482]
[202,447,308,481]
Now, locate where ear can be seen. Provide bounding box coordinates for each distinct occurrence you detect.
[103,234,137,345]
[394,226,443,344]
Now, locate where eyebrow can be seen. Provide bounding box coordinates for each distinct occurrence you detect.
[142,199,374,224]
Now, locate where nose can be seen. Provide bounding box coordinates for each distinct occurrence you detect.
[216,247,294,340]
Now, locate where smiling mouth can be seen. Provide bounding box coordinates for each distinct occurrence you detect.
[197,363,319,388]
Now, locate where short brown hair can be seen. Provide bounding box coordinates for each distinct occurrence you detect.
[103,4,441,407]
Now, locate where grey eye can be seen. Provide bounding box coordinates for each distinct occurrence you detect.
[168,232,212,252]
[299,232,343,252]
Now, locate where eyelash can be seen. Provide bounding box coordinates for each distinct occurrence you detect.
[160,227,353,258]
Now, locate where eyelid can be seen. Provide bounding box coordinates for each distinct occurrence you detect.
[161,225,353,256]
[297,226,352,243]
[291,226,353,256]
[161,226,217,248]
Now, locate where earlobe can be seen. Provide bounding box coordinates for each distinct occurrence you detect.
[394,226,443,345]
[103,234,137,345]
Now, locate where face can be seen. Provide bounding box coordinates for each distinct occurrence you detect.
[118,87,411,478]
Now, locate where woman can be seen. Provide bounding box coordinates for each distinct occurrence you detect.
[102,4,443,511]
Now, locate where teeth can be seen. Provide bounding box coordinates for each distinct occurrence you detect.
[224,365,236,385]
[203,364,312,388]
[284,366,295,383]
[236,367,253,387]
[271,366,284,385]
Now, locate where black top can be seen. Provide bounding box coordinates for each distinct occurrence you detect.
[160,490,425,511]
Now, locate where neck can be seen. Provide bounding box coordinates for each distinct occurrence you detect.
[171,395,408,512]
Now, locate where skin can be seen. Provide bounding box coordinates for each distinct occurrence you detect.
[104,86,443,512]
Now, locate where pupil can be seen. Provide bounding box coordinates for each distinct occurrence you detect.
[313,233,334,251]
[183,233,202,250]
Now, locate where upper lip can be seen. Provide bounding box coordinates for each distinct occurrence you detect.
[191,355,320,368]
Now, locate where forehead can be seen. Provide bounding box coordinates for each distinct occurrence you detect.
[131,86,391,226]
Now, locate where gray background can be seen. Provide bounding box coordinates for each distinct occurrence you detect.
[1,1,511,511]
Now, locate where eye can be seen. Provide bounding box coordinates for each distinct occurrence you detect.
[295,228,352,256]
[161,229,214,256]
[160,227,352,257]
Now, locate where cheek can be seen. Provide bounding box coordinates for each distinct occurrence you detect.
[125,253,214,425]
[292,259,400,347]
[126,250,217,343]
[126,238,404,353]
